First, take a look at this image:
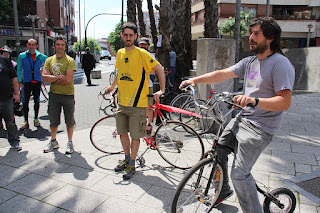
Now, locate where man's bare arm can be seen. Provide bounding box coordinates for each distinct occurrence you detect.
[41,69,64,83]
[153,64,165,102]
[54,70,75,84]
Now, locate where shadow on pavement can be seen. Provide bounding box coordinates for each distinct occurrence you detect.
[19,126,51,141]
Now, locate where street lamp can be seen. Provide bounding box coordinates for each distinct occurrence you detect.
[25,14,41,39]
[307,24,313,47]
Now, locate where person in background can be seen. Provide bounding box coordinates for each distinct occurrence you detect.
[81,47,96,86]
[41,36,77,154]
[0,54,22,151]
[17,39,48,129]
[138,37,155,134]
[169,47,176,86]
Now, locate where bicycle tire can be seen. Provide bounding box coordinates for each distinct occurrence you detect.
[109,70,116,85]
[263,187,296,213]
[90,115,123,154]
[171,157,224,213]
[154,120,204,169]
[179,99,215,134]
[168,93,192,121]
[40,83,49,103]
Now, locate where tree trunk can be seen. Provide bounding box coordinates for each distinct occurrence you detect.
[171,0,189,85]
[136,0,146,37]
[127,0,137,24]
[157,0,170,68]
[184,0,192,72]
[147,0,158,45]
[204,0,219,38]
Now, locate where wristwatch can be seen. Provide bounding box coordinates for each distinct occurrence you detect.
[254,97,259,107]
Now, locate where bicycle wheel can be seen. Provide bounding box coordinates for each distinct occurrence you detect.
[171,158,224,213]
[109,70,116,85]
[168,93,192,121]
[155,120,204,169]
[90,115,123,154]
[40,83,49,103]
[180,100,215,134]
[263,188,296,213]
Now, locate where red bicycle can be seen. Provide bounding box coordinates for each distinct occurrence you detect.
[90,98,205,169]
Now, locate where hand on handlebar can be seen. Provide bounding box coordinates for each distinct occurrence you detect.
[179,79,195,90]
[154,90,164,102]
[233,95,256,108]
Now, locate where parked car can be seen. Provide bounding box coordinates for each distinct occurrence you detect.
[100,50,111,60]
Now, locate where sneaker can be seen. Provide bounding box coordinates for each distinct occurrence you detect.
[20,121,29,130]
[43,140,59,153]
[123,164,136,180]
[213,191,234,207]
[34,119,41,127]
[10,144,22,151]
[114,159,129,172]
[146,123,152,135]
[65,142,74,154]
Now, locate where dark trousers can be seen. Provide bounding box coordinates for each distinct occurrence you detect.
[0,99,20,146]
[23,82,41,122]
[84,68,92,85]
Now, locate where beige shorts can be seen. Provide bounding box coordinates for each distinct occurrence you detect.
[116,105,147,139]
[148,86,154,106]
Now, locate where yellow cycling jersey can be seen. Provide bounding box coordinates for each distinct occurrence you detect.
[115,47,159,107]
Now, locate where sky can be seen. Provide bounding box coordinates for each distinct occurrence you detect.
[75,0,160,40]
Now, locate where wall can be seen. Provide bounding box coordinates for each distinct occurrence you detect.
[283,46,320,92]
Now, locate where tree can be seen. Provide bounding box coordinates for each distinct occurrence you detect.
[0,0,13,23]
[73,38,101,53]
[219,11,253,39]
[204,0,219,38]
[147,0,158,45]
[127,0,136,23]
[108,22,123,53]
[136,0,146,37]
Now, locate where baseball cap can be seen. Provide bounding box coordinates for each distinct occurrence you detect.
[138,37,149,45]
[0,45,12,53]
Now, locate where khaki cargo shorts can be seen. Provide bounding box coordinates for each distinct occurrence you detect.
[116,105,147,139]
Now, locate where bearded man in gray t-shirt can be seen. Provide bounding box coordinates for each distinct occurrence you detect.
[180,17,295,213]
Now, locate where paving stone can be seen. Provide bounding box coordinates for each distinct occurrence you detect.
[272,150,318,166]
[295,163,312,174]
[5,173,66,200]
[0,164,30,187]
[90,174,152,202]
[18,157,70,177]
[0,194,59,212]
[265,141,291,152]
[43,184,109,212]
[0,149,40,168]
[50,165,108,188]
[292,144,320,155]
[57,152,99,170]
[93,196,163,213]
[0,188,18,205]
[299,203,318,213]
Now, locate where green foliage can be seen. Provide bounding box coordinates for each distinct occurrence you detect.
[73,38,101,53]
[0,0,13,22]
[108,22,123,53]
[219,11,253,38]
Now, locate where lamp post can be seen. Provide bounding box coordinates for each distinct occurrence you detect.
[307,24,313,47]
[13,0,20,55]
[26,14,41,39]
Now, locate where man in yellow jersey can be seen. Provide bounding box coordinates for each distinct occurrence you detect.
[41,36,77,155]
[107,22,165,180]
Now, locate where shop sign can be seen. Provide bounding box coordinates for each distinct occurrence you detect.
[0,29,23,36]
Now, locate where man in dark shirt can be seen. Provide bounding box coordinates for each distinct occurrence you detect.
[81,47,95,86]
[0,55,22,151]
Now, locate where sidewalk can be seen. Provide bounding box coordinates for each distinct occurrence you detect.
[0,85,320,211]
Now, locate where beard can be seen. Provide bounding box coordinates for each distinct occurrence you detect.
[250,39,268,54]
[124,39,134,47]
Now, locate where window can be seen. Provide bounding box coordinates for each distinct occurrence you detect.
[241,7,257,17]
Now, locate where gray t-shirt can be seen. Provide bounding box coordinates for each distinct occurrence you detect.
[230,53,295,134]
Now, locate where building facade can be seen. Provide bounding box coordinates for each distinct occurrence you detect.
[191,0,320,52]
[0,0,76,59]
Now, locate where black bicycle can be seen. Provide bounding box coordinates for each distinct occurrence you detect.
[171,91,296,213]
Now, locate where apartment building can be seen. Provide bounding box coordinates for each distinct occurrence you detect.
[0,0,76,58]
[191,0,320,51]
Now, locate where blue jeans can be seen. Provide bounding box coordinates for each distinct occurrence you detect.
[0,99,20,147]
[217,116,273,213]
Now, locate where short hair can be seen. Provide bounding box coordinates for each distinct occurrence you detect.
[54,36,67,45]
[122,22,137,34]
[28,39,38,45]
[85,47,90,51]
[249,17,282,54]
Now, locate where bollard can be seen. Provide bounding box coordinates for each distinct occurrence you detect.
[91,69,101,79]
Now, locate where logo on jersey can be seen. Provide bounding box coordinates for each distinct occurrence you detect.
[51,63,63,75]
[150,59,154,63]
[119,72,133,81]
[125,58,129,63]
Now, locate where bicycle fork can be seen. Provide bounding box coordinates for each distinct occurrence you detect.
[256,184,285,209]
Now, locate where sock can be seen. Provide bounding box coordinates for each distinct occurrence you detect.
[129,159,135,166]
[125,155,131,161]
[51,139,56,143]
